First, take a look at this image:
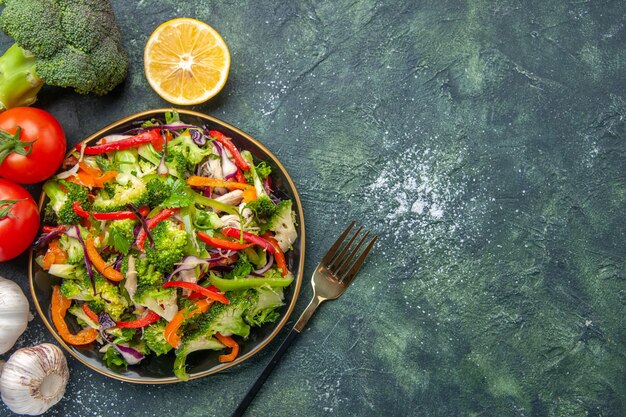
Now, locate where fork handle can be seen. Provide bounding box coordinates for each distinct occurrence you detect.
[232,297,322,417]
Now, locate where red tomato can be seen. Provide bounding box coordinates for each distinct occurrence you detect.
[0,178,40,261]
[0,107,66,184]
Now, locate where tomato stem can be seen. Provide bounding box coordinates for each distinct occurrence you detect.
[0,126,37,165]
[0,198,25,219]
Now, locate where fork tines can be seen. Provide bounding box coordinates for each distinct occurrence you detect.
[322,221,377,284]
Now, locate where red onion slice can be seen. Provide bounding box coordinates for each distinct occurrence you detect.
[253,254,274,275]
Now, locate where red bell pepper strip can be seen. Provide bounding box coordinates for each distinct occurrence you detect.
[187,285,222,299]
[76,130,162,155]
[262,232,289,276]
[222,227,276,254]
[208,130,250,171]
[72,201,90,219]
[93,206,150,221]
[82,303,100,323]
[116,310,161,328]
[137,208,178,252]
[235,169,247,184]
[197,231,254,251]
[215,333,239,362]
[42,225,67,233]
[163,281,230,304]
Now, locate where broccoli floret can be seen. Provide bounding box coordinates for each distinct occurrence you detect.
[133,257,178,321]
[145,220,188,273]
[105,327,136,345]
[266,200,297,252]
[42,179,89,225]
[246,196,277,219]
[225,252,253,279]
[107,219,136,254]
[173,291,253,380]
[92,174,148,212]
[0,0,129,110]
[102,346,127,369]
[143,320,173,356]
[58,234,84,264]
[67,304,98,329]
[166,148,192,178]
[60,273,129,321]
[168,132,211,167]
[244,286,284,327]
[244,161,272,184]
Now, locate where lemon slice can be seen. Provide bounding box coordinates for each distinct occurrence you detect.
[144,18,230,105]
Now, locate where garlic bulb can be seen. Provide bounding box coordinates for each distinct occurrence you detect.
[0,276,29,354]
[0,343,69,415]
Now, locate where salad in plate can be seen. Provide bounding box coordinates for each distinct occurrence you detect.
[33,112,298,380]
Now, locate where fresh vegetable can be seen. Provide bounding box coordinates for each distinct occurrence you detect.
[210,272,293,292]
[197,231,253,251]
[143,320,173,356]
[222,227,276,254]
[51,285,98,345]
[215,333,239,363]
[0,107,65,183]
[208,130,250,171]
[186,176,256,202]
[115,310,160,329]
[42,179,89,225]
[165,299,213,349]
[136,208,178,252]
[0,0,129,110]
[0,275,29,354]
[0,343,69,415]
[262,232,289,276]
[35,112,298,378]
[84,238,124,282]
[76,130,162,155]
[0,178,38,261]
[163,281,229,305]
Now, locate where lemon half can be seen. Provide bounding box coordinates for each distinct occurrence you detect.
[144,18,231,105]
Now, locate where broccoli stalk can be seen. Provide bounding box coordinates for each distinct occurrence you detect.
[0,0,129,110]
[0,44,42,109]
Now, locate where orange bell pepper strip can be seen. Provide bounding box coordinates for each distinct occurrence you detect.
[93,171,118,187]
[51,286,99,345]
[42,239,68,270]
[186,176,257,202]
[79,161,102,177]
[215,333,239,362]
[164,299,213,349]
[84,238,124,282]
[262,232,289,276]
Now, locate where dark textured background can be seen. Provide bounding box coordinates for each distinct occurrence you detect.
[1,1,625,416]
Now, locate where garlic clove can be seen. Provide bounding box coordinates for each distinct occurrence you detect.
[0,343,69,416]
[0,276,30,354]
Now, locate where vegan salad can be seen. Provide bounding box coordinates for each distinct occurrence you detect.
[33,112,298,380]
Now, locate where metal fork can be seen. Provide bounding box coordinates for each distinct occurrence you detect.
[232,221,377,416]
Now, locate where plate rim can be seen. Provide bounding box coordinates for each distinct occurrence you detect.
[29,108,306,384]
